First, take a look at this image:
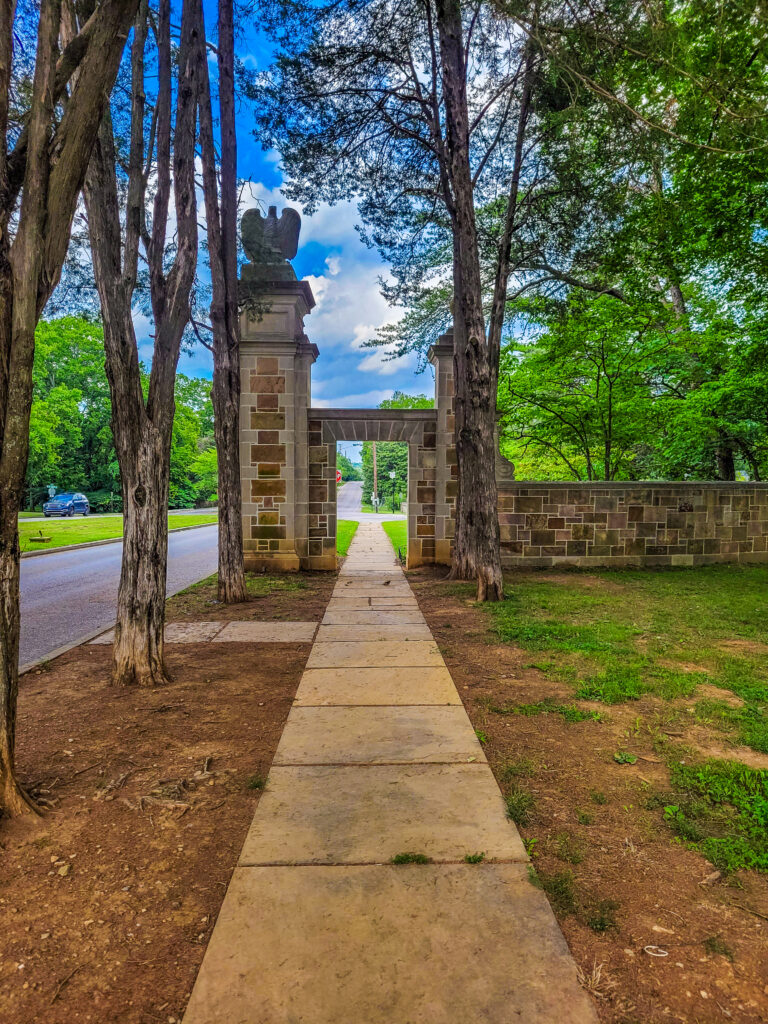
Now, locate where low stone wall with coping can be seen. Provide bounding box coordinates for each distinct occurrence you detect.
[497,482,768,568]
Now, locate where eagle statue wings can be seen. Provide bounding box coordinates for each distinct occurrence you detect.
[241,205,301,264]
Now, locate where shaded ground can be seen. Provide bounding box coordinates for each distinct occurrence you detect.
[0,574,331,1024]
[409,563,768,1024]
[166,570,336,624]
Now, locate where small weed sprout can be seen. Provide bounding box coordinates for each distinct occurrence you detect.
[505,785,535,826]
[464,852,486,864]
[246,775,266,790]
[391,852,432,865]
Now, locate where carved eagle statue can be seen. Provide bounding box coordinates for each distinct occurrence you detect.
[241,205,301,264]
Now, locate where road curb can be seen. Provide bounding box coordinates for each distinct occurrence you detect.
[20,520,218,559]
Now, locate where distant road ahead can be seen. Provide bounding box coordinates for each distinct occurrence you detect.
[20,525,218,670]
[337,481,362,514]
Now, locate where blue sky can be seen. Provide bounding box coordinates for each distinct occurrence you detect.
[169,10,435,415]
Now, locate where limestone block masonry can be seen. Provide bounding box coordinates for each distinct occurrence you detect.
[497,482,768,568]
[239,277,318,572]
[237,244,768,572]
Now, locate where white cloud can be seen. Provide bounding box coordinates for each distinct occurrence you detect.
[357,343,415,377]
[311,388,398,409]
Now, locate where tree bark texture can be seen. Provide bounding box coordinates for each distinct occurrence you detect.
[0,0,139,813]
[84,0,200,686]
[196,0,246,604]
[435,0,504,601]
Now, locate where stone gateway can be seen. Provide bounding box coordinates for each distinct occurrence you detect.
[238,209,768,572]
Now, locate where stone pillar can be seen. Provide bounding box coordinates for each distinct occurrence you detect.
[406,425,437,568]
[306,418,337,569]
[428,330,456,566]
[239,279,316,572]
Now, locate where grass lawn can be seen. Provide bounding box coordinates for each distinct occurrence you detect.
[410,563,768,1018]
[19,512,218,553]
[381,519,407,559]
[442,564,768,874]
[336,519,359,557]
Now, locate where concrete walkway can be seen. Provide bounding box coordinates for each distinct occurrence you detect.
[183,522,597,1024]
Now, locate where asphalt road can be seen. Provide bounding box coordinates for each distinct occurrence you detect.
[337,480,362,514]
[20,524,218,670]
[337,480,406,522]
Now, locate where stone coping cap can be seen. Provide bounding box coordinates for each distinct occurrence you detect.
[309,408,437,421]
[498,479,768,490]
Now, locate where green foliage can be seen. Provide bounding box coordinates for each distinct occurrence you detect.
[613,752,638,765]
[360,395,432,509]
[391,852,432,865]
[662,759,768,873]
[28,318,217,509]
[336,452,362,481]
[464,852,486,864]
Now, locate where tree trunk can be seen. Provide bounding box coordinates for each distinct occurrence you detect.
[0,501,36,814]
[195,0,246,603]
[436,0,503,601]
[112,424,172,687]
[0,0,140,815]
[715,438,736,481]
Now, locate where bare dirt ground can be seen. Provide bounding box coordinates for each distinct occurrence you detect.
[410,565,768,1024]
[0,575,332,1024]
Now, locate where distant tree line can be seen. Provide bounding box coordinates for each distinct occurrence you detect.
[28,318,218,510]
[360,393,432,508]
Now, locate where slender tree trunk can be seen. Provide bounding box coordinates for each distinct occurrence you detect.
[715,437,736,481]
[0,0,139,813]
[113,423,172,686]
[196,0,246,603]
[85,0,199,685]
[436,0,503,601]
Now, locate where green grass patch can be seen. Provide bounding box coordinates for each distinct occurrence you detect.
[483,696,601,722]
[505,784,536,825]
[471,565,768,753]
[381,519,407,559]
[391,851,432,864]
[336,519,359,557]
[464,852,486,864]
[19,513,218,553]
[176,572,306,599]
[659,758,768,872]
[695,699,768,754]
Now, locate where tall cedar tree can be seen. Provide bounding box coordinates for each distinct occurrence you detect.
[195,0,247,603]
[83,0,200,686]
[257,0,538,599]
[0,0,139,814]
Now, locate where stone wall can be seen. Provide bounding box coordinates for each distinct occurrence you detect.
[497,482,768,568]
[306,417,338,570]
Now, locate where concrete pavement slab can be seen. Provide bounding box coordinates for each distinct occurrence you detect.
[316,623,432,641]
[294,666,458,706]
[273,705,485,765]
[213,621,317,643]
[182,864,597,1024]
[307,640,444,668]
[91,620,226,645]
[322,609,426,624]
[239,764,526,864]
